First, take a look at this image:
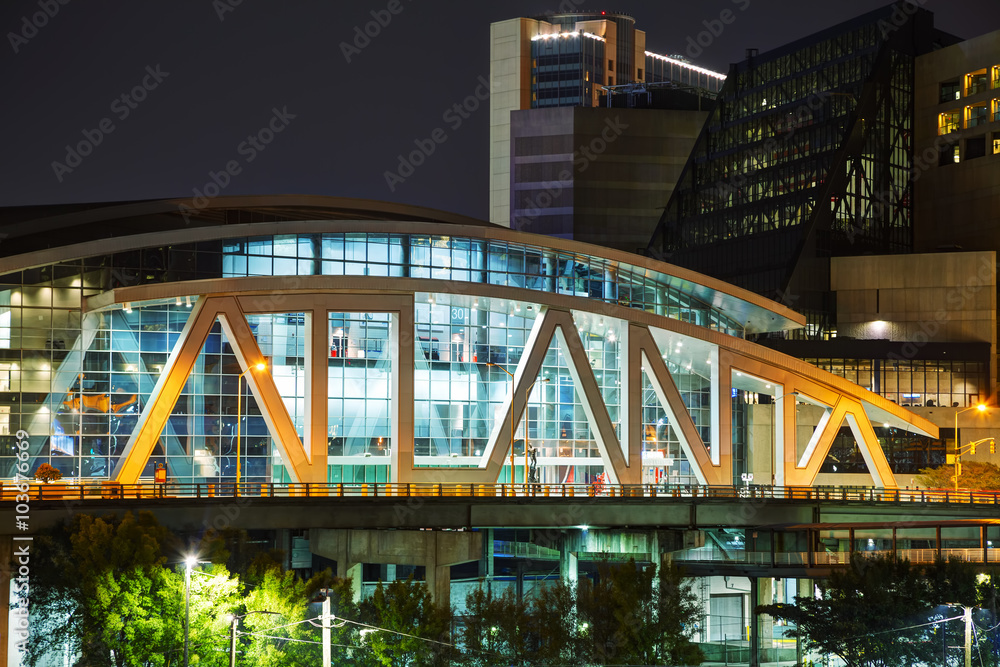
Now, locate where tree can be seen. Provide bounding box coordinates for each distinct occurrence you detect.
[357,575,454,667]
[459,586,529,666]
[33,462,62,482]
[24,511,187,667]
[527,578,578,665]
[760,555,945,667]
[918,461,1000,490]
[654,562,706,666]
[576,558,703,666]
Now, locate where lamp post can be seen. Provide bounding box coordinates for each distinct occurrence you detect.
[486,362,516,483]
[953,403,987,492]
[228,610,281,667]
[183,555,199,667]
[236,362,267,494]
[524,377,550,483]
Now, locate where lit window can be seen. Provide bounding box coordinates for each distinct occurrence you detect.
[940,81,960,103]
[938,110,961,135]
[993,66,1000,89]
[953,145,961,163]
[992,132,1000,155]
[966,69,988,96]
[967,104,989,128]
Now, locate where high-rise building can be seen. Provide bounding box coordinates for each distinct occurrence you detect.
[489,12,725,231]
[646,3,956,333]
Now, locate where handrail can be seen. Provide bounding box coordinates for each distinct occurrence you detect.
[0,481,997,505]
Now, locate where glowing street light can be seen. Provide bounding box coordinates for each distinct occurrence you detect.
[183,555,200,667]
[236,362,266,494]
[486,362,516,481]
[953,403,988,492]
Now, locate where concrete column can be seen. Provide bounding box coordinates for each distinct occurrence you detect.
[347,562,363,603]
[796,578,812,665]
[559,546,578,586]
[386,564,396,582]
[757,577,773,661]
[424,563,451,606]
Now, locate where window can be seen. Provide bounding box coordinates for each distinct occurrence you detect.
[967,104,989,128]
[940,81,960,103]
[993,132,1000,155]
[966,69,988,96]
[608,59,614,71]
[994,66,1000,89]
[637,68,643,79]
[938,110,961,134]
[994,99,1000,123]
[608,76,613,86]
[966,137,986,160]
[939,144,960,166]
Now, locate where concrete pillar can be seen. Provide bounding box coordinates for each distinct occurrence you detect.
[559,547,578,586]
[480,528,494,590]
[796,578,812,665]
[347,562,363,603]
[757,577,774,661]
[424,563,451,607]
[386,564,396,582]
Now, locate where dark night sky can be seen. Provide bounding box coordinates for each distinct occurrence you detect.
[2,0,999,221]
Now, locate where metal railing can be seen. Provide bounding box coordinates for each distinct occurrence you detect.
[670,547,1000,566]
[1,481,999,505]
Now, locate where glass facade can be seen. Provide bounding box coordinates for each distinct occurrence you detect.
[647,6,932,333]
[803,357,987,409]
[531,32,605,107]
[0,229,760,485]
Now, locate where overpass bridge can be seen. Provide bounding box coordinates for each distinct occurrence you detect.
[4,481,997,666]
[4,482,998,581]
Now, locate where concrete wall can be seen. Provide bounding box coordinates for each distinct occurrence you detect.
[510,106,706,253]
[915,29,1000,254]
[831,251,997,394]
[489,18,536,227]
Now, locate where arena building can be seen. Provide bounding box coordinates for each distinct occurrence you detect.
[0,196,936,490]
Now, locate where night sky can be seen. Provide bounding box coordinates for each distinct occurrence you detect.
[2,0,998,221]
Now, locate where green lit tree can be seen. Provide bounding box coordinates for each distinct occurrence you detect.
[527,578,579,665]
[459,586,529,665]
[918,461,1000,490]
[760,555,942,667]
[575,558,703,666]
[356,575,454,667]
[24,511,187,667]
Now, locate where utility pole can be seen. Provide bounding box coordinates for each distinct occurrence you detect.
[964,605,972,667]
[322,595,331,666]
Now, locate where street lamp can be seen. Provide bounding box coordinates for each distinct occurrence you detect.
[228,610,281,667]
[486,362,516,482]
[953,403,987,492]
[183,555,200,667]
[524,377,550,483]
[236,362,267,494]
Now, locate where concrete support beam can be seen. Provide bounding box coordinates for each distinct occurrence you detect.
[559,541,578,586]
[309,529,481,604]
